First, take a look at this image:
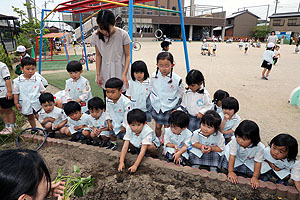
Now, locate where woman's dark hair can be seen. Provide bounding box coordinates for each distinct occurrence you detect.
[21,57,36,67]
[39,92,54,104]
[127,109,147,124]
[270,133,298,162]
[64,101,81,116]
[66,60,82,72]
[186,69,205,87]
[222,97,239,113]
[155,52,174,83]
[213,90,229,105]
[0,149,51,200]
[201,110,222,132]
[96,9,116,42]
[235,120,261,146]
[168,110,189,129]
[88,97,105,110]
[105,77,123,90]
[271,31,275,35]
[131,60,149,81]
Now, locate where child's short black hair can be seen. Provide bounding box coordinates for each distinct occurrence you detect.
[63,101,81,116]
[213,90,230,104]
[270,133,298,162]
[168,110,189,129]
[105,77,123,90]
[21,57,36,67]
[186,69,205,86]
[201,110,222,132]
[222,97,239,113]
[127,109,147,124]
[131,60,149,81]
[88,97,105,110]
[39,92,54,104]
[66,60,83,72]
[235,120,261,146]
[161,41,170,49]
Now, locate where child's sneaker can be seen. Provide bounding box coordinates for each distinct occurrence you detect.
[86,138,93,145]
[47,131,55,138]
[0,127,12,135]
[106,142,117,150]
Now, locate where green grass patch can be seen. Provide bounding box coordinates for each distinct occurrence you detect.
[40,55,83,71]
[43,70,103,99]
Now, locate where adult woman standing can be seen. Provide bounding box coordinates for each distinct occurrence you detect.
[267,31,278,45]
[91,10,131,97]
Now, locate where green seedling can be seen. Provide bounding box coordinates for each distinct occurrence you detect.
[54,165,95,200]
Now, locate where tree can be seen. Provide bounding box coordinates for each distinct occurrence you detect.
[253,25,271,41]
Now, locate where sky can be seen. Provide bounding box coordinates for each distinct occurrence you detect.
[1,0,300,22]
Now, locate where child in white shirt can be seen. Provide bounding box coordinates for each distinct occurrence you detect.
[201,39,209,55]
[212,39,217,56]
[211,89,229,114]
[273,45,280,65]
[118,109,160,173]
[261,42,275,80]
[291,160,300,192]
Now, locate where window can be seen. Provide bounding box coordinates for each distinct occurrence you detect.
[288,18,300,26]
[227,20,232,25]
[160,6,166,16]
[172,6,177,16]
[273,19,284,26]
[121,7,127,15]
[134,8,141,15]
[147,10,152,15]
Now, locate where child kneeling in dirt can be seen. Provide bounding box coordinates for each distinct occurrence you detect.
[163,111,192,166]
[38,92,67,138]
[82,97,110,146]
[118,109,160,173]
[61,101,89,142]
[105,78,132,150]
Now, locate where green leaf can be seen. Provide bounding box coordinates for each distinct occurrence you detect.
[73,165,80,173]
[74,186,83,197]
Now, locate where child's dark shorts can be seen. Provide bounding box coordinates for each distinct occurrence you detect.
[261,60,272,70]
[0,97,14,109]
[245,47,248,51]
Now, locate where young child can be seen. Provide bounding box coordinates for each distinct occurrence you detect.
[0,61,16,135]
[58,60,92,113]
[60,101,89,141]
[291,160,300,192]
[201,39,209,55]
[163,110,192,165]
[211,38,217,56]
[147,52,184,141]
[261,42,275,80]
[13,57,46,129]
[273,45,280,65]
[126,60,151,122]
[244,39,249,55]
[188,110,224,171]
[161,41,171,52]
[82,97,110,146]
[260,134,298,184]
[222,120,265,189]
[212,89,229,114]
[238,39,243,50]
[219,97,241,144]
[180,69,212,132]
[105,77,132,150]
[295,44,299,53]
[38,92,67,138]
[118,109,160,173]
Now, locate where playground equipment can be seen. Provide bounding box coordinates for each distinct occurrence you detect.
[39,0,190,73]
[289,86,300,109]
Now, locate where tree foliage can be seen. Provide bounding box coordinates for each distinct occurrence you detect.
[253,25,271,40]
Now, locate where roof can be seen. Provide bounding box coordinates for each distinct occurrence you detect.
[37,32,71,38]
[213,25,233,31]
[269,12,300,18]
[0,14,18,20]
[227,10,260,19]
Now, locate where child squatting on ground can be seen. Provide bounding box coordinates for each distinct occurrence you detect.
[0,61,16,135]
[105,77,132,150]
[38,92,67,138]
[13,57,46,129]
[212,89,229,115]
[118,109,160,173]
[147,52,184,143]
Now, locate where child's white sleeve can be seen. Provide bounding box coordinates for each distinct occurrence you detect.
[178,79,185,98]
[229,139,238,156]
[142,132,153,145]
[121,102,131,128]
[38,113,44,123]
[1,64,10,79]
[164,129,171,145]
[190,132,198,144]
[64,80,72,101]
[217,134,225,150]
[105,105,111,120]
[38,81,46,93]
[179,92,187,110]
[199,93,213,115]
[125,82,131,97]
[291,161,300,181]
[12,79,19,95]
[79,80,91,101]
[254,148,264,163]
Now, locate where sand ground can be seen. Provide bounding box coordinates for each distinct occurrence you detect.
[46,40,300,155]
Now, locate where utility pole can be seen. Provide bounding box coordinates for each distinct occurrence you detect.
[33,0,37,19]
[274,0,279,14]
[298,2,300,12]
[266,4,269,25]
[25,0,33,19]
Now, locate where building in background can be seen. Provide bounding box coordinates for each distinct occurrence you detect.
[0,14,20,52]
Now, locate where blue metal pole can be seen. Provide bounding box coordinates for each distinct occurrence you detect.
[62,37,69,62]
[177,0,190,73]
[129,0,133,64]
[38,9,45,74]
[80,13,89,71]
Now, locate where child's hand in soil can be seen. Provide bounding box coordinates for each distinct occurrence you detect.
[251,177,260,189]
[173,152,182,165]
[50,181,65,197]
[118,162,125,172]
[128,164,138,173]
[227,171,238,184]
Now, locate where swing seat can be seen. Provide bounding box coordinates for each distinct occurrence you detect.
[288,86,300,108]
